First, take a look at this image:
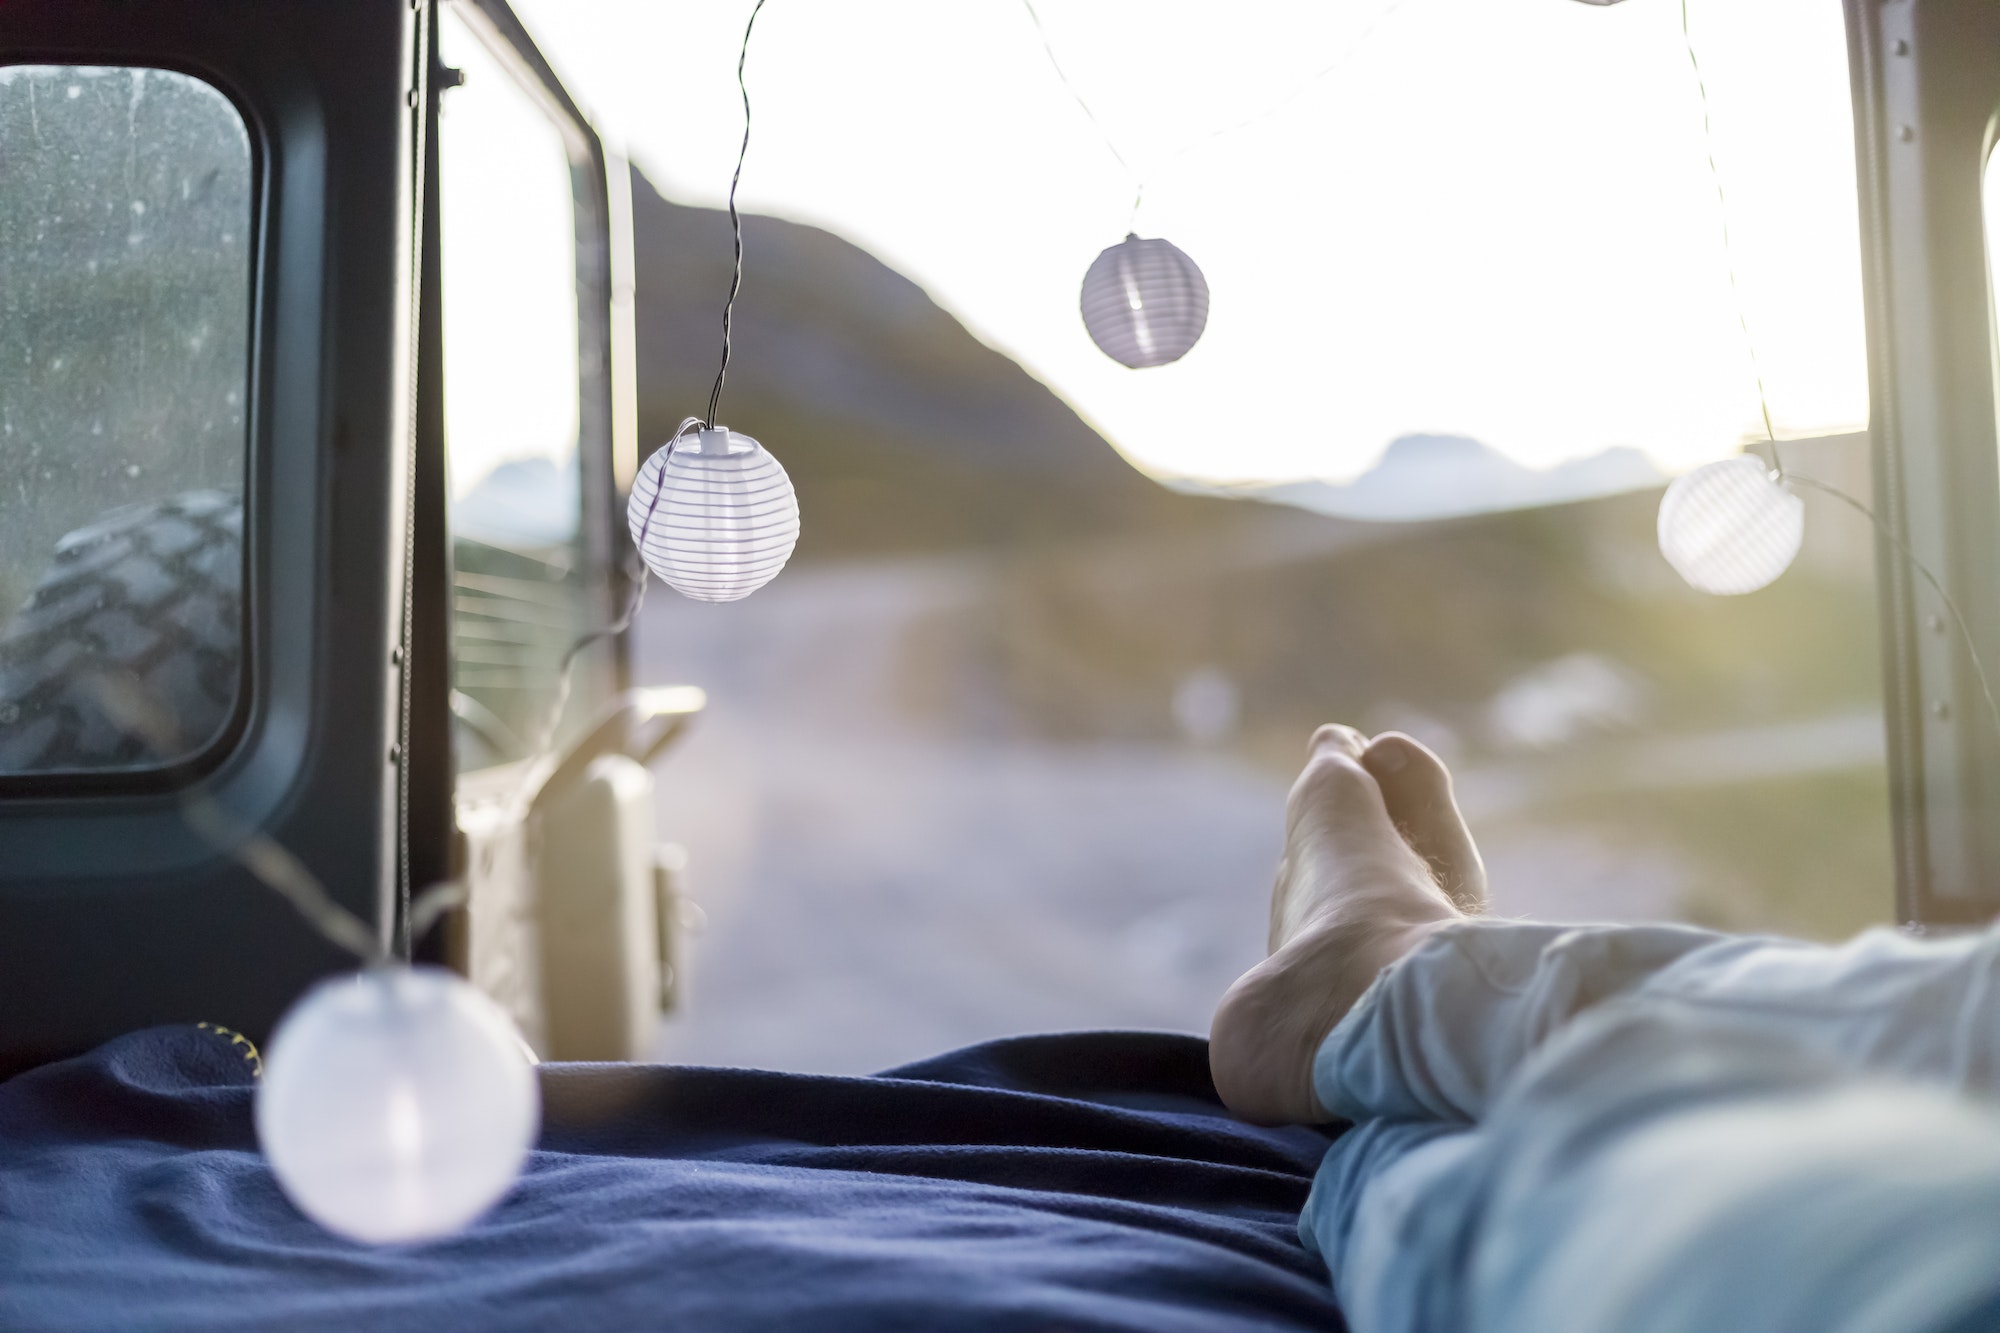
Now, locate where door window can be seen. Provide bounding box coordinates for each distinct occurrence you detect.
[438,8,593,770]
[0,66,252,775]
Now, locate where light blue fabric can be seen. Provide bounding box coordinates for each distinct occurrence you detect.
[1300,919,2000,1333]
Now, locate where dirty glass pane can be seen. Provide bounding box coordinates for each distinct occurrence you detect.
[0,67,251,776]
[438,9,590,771]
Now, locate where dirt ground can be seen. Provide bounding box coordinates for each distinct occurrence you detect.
[637,555,1727,1076]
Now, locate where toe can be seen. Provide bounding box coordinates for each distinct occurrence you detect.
[1286,745,1393,844]
[1309,723,1369,762]
[1362,732,1487,912]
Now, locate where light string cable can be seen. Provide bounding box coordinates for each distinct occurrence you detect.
[515,433,708,797]
[1017,0,1139,214]
[1784,472,2000,742]
[394,3,436,964]
[523,4,777,810]
[1681,0,1775,449]
[705,0,771,430]
[1678,0,2000,742]
[1017,0,1417,231]
[85,673,409,968]
[1129,0,1417,230]
[85,506,662,970]
[108,465,663,968]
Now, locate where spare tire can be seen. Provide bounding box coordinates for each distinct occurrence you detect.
[0,490,242,773]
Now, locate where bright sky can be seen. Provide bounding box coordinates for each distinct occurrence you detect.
[508,0,1867,488]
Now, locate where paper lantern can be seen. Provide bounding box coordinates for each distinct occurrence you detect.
[1079,234,1210,368]
[627,426,800,603]
[1657,455,1803,595]
[257,966,539,1244]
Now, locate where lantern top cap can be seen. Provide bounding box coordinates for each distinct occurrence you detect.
[690,425,760,457]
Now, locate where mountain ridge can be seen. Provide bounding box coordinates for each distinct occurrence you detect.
[1176,435,1665,521]
[628,171,1272,560]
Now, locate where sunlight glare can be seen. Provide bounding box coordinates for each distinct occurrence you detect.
[510,0,1866,489]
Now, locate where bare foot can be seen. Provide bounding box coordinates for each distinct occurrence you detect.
[1361,731,1486,914]
[1210,726,1471,1124]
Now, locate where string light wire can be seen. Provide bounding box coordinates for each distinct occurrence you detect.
[1678,0,2000,743]
[84,673,394,967]
[1681,0,1776,448]
[544,0,783,756]
[1018,0,1416,230]
[514,4,775,828]
[392,4,436,964]
[1017,0,1138,206]
[1782,473,2000,741]
[524,0,778,820]
[1133,0,1416,227]
[705,0,771,429]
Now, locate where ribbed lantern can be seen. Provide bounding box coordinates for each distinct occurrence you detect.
[258,967,539,1244]
[1079,234,1210,368]
[627,426,800,603]
[1657,455,1803,595]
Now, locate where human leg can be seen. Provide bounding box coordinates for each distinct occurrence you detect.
[1209,721,1722,1125]
[1219,722,2000,1331]
[1303,1002,2000,1333]
[1215,723,2000,1129]
[1314,912,2000,1126]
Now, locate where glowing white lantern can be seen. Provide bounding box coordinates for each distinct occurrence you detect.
[257,966,539,1244]
[1657,455,1803,595]
[1079,234,1210,368]
[627,426,800,603]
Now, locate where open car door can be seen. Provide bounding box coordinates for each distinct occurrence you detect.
[0,0,649,1074]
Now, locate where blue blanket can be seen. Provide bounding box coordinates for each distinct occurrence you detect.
[0,1024,1344,1331]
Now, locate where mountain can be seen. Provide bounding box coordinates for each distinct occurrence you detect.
[1190,435,1665,522]
[628,172,1263,559]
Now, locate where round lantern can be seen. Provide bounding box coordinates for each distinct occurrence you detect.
[257,966,539,1244]
[627,426,800,603]
[1079,234,1210,368]
[1657,455,1803,595]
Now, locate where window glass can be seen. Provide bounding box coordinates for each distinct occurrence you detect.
[0,66,251,775]
[438,10,590,770]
